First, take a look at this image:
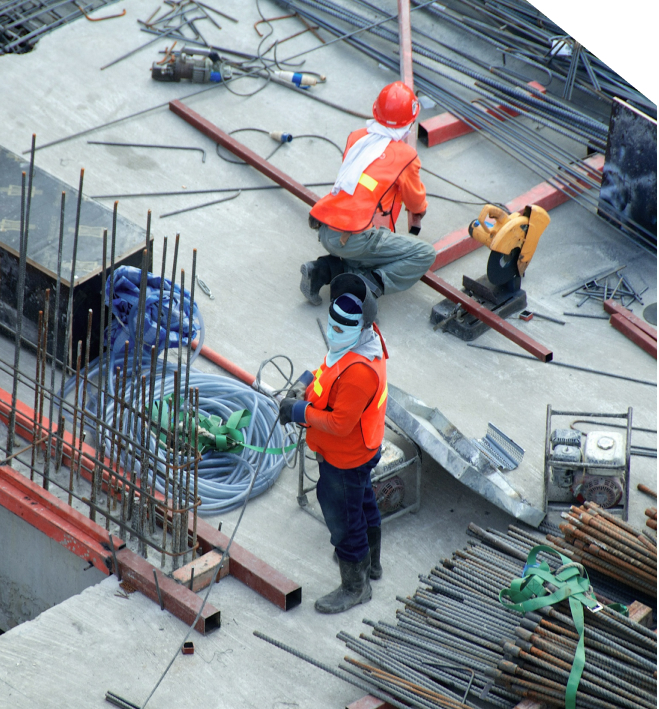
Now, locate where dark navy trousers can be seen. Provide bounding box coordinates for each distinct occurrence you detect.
[316,450,382,563]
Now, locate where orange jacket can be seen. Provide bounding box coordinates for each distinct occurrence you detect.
[309,128,427,233]
[305,345,388,469]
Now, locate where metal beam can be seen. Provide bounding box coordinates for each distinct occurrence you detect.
[397,0,416,235]
[604,299,658,341]
[0,465,122,574]
[420,272,553,362]
[169,100,320,207]
[115,547,222,635]
[0,385,302,610]
[609,314,657,359]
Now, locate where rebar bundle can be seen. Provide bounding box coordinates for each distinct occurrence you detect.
[337,522,657,709]
[0,0,121,54]
[547,501,658,597]
[0,138,289,573]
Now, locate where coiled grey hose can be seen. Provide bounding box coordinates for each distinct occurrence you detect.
[103,362,296,514]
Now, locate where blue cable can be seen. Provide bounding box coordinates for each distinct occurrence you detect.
[61,267,294,514]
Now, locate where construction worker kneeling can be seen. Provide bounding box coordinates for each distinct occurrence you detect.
[300,81,436,305]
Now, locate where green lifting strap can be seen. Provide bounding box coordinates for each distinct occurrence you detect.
[498,544,614,709]
[150,397,296,456]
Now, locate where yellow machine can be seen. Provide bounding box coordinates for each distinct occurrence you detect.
[469,204,551,283]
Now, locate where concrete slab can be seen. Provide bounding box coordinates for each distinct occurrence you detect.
[0,1,656,707]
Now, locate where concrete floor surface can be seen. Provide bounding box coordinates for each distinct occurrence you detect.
[0,1,656,707]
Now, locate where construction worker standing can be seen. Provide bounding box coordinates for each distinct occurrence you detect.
[300,81,436,304]
[280,274,387,613]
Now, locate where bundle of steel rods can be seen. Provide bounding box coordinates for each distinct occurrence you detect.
[1,140,201,570]
[547,501,658,596]
[0,0,120,54]
[337,522,656,708]
[273,0,657,251]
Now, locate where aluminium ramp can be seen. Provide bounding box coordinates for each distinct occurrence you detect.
[386,384,545,526]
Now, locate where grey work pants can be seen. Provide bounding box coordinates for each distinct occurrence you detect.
[318,224,436,295]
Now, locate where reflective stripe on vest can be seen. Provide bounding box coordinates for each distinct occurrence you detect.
[309,128,418,234]
[305,350,387,451]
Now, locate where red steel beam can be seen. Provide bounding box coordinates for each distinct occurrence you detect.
[0,387,301,610]
[430,154,606,271]
[0,464,123,556]
[418,81,546,147]
[421,272,553,361]
[169,100,320,207]
[115,547,221,635]
[0,467,118,574]
[609,314,657,359]
[604,299,657,341]
[186,514,302,611]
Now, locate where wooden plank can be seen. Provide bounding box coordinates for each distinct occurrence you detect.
[171,550,230,592]
[628,600,654,628]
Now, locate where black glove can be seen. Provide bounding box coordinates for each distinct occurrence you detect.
[208,52,220,63]
[279,398,310,425]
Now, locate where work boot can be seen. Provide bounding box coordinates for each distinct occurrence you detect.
[367,526,382,580]
[315,552,372,614]
[300,255,343,305]
[333,530,382,580]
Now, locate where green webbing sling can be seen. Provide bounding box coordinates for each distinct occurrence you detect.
[151,397,296,456]
[499,544,627,709]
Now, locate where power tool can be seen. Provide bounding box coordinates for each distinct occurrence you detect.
[151,47,232,83]
[430,204,550,340]
[468,204,551,285]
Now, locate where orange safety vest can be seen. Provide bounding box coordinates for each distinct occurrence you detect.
[309,128,418,233]
[305,333,388,451]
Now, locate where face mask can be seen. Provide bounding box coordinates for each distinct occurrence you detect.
[326,315,361,365]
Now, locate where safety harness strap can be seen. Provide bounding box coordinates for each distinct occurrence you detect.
[498,544,610,709]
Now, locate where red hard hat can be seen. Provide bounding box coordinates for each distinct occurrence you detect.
[372,82,420,128]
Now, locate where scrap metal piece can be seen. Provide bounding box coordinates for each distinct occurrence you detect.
[385,384,544,526]
[472,423,524,471]
[88,140,207,163]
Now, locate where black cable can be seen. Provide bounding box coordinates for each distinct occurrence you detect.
[216,128,342,165]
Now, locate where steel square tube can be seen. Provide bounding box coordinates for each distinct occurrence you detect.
[609,314,657,359]
[169,100,321,207]
[115,547,221,634]
[420,272,553,361]
[604,299,657,341]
